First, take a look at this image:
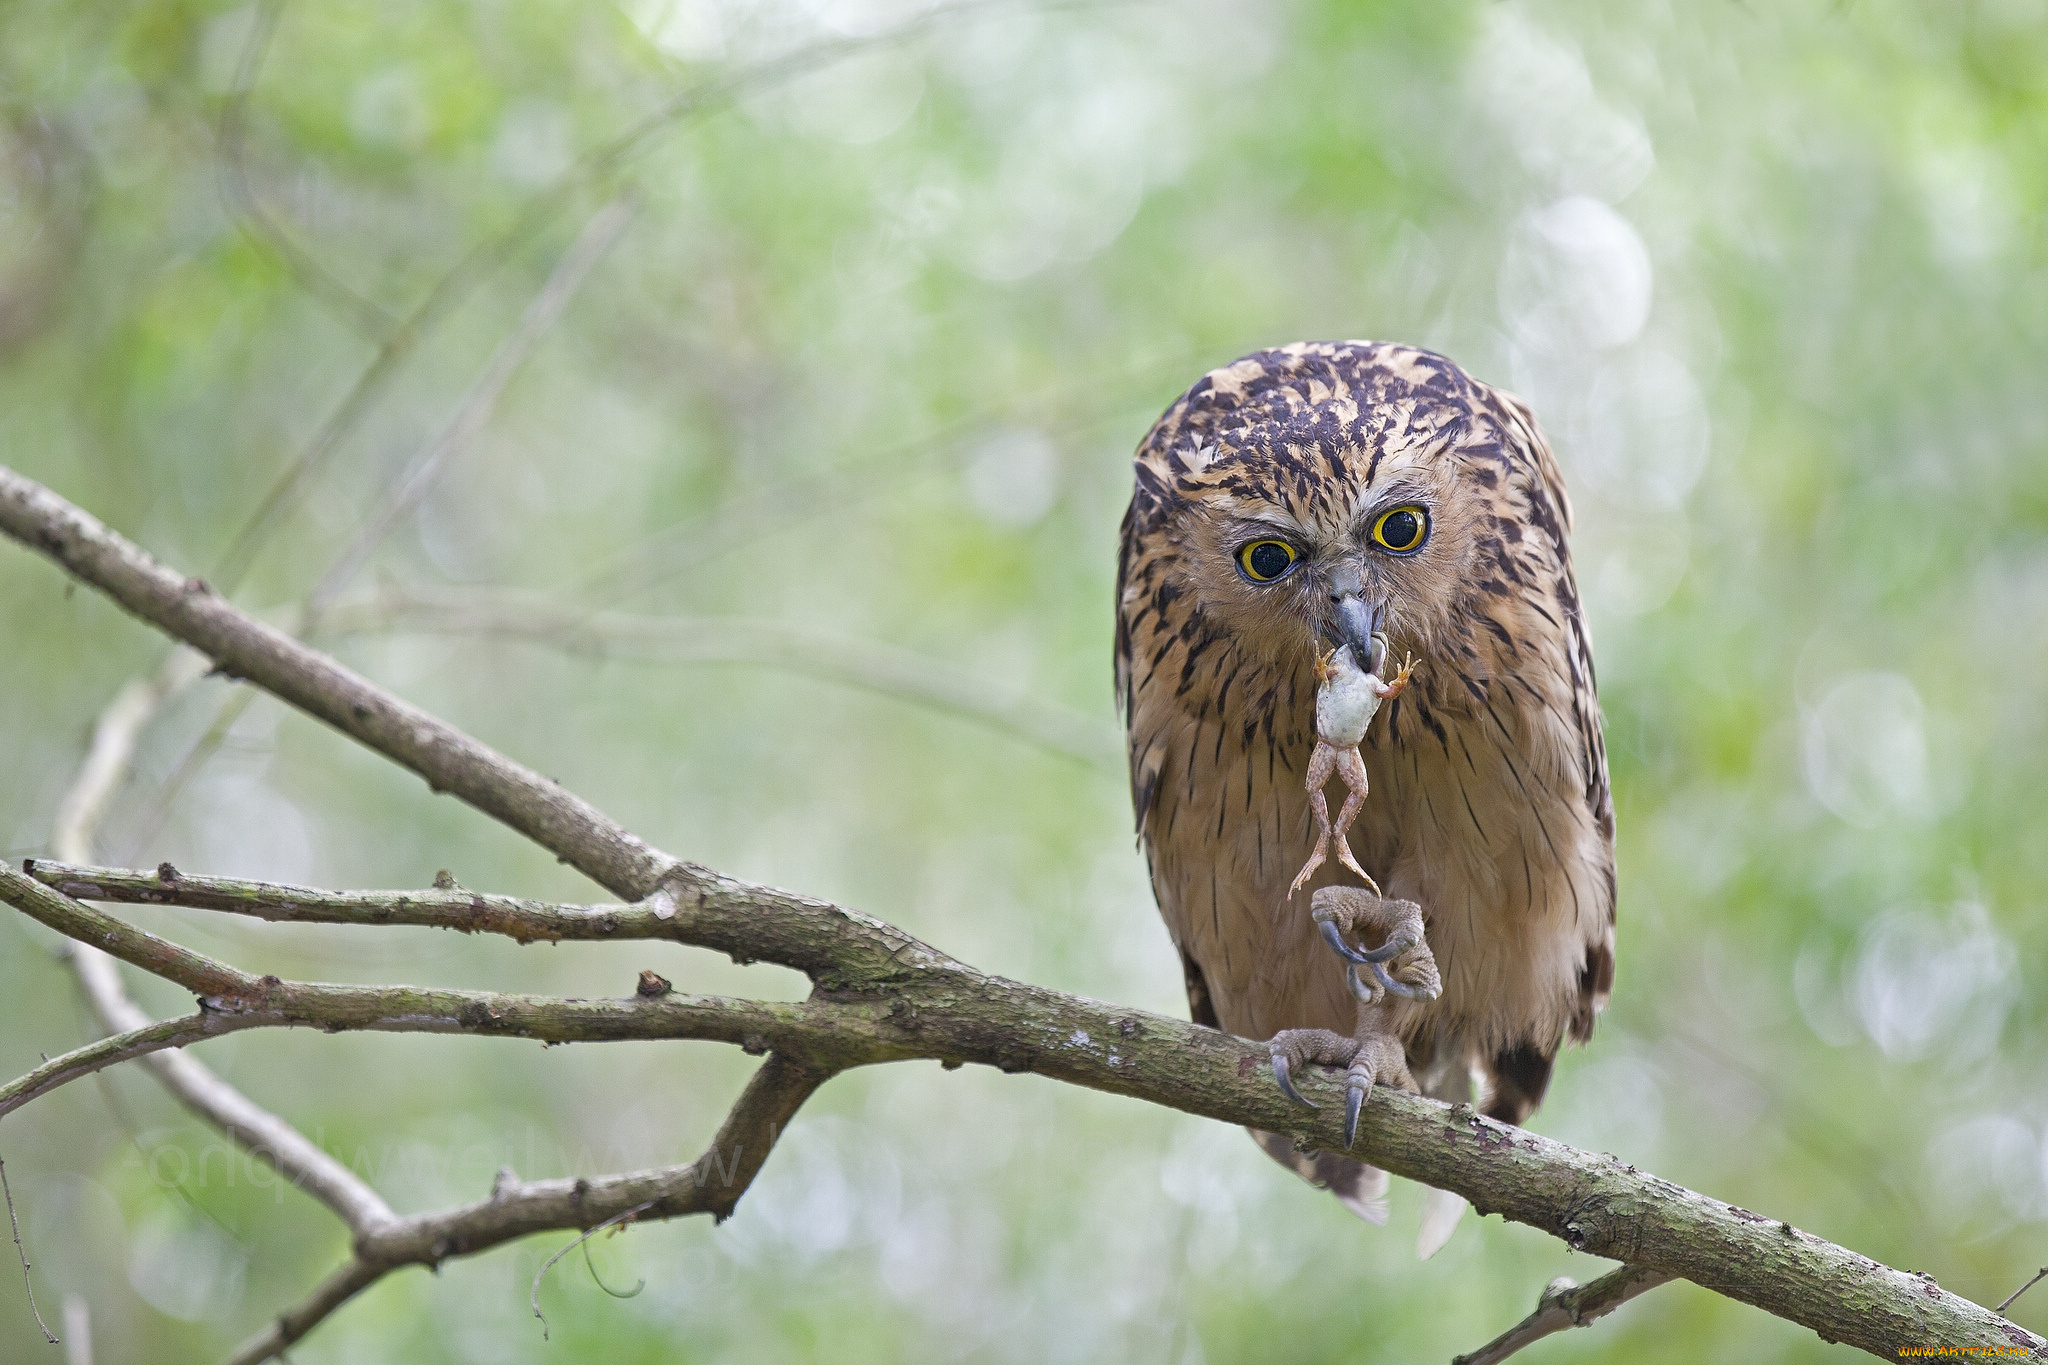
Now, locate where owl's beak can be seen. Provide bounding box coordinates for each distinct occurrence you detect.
[1327,586,1385,665]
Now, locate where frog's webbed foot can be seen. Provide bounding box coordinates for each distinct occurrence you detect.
[1268,1019,1417,1148]
[1287,798,1330,900]
[1311,886,1441,1004]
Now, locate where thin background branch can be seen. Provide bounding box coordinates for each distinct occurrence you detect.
[2001,1266,2048,1316]
[2,1155,56,1343]
[529,1199,657,1340]
[313,583,1120,766]
[215,0,396,343]
[1452,1263,1673,1365]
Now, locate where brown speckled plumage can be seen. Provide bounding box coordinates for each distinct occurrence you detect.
[1116,341,1615,1208]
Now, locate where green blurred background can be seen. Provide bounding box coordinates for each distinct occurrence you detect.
[3,0,2046,1360]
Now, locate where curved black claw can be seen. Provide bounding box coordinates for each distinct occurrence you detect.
[1318,917,1373,965]
[1357,931,1415,964]
[1370,957,1436,1000]
[1272,1049,1318,1109]
[1343,1079,1366,1148]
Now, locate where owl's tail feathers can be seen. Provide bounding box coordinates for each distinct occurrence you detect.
[1416,1186,1467,1259]
[1248,1128,1390,1225]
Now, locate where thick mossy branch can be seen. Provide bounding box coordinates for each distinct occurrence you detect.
[5,865,2039,1359]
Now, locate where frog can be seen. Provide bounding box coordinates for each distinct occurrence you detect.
[1287,632,1417,900]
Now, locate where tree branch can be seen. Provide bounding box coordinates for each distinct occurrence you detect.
[215,0,397,342]
[304,194,637,615]
[218,1257,382,1365]
[39,651,400,1236]
[6,860,2042,1360]
[0,1008,264,1121]
[27,860,651,944]
[1453,1263,1674,1365]
[1,465,674,900]
[2000,1267,2048,1316]
[66,945,397,1233]
[220,1049,832,1365]
[4,471,2042,1362]
[312,584,1120,766]
[2,1155,57,1343]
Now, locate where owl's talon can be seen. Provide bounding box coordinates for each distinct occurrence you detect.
[1358,932,1415,963]
[1318,917,1372,964]
[1344,1078,1367,1148]
[1271,1050,1317,1109]
[1369,957,1436,1000]
[1311,887,1443,1003]
[1266,1028,1361,1112]
[1338,1030,1416,1149]
[1268,1022,1414,1150]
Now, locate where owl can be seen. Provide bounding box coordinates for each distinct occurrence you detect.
[1115,341,1614,1244]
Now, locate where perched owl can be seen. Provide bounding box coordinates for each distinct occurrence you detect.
[1115,342,1614,1242]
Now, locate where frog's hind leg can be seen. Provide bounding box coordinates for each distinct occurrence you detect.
[1288,742,1339,899]
[1328,747,1379,894]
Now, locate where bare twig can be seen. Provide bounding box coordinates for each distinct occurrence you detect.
[0,1010,264,1121]
[1999,1265,2048,1315]
[215,0,395,341]
[222,1052,832,1364]
[69,949,395,1232]
[51,653,210,860]
[4,474,2044,1363]
[218,1258,382,1365]
[1453,1263,1673,1365]
[530,1198,657,1339]
[305,194,638,614]
[125,191,638,859]
[2,1155,57,1343]
[41,649,396,1234]
[313,584,1119,765]
[2,466,675,900]
[578,1236,646,1300]
[27,860,649,942]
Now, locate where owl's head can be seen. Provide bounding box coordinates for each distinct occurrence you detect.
[1121,341,1558,680]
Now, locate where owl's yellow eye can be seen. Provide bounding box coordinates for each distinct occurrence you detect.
[1236,539,1299,582]
[1371,505,1430,555]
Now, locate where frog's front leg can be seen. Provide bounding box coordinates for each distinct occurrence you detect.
[1288,739,1340,899]
[1372,650,1419,700]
